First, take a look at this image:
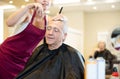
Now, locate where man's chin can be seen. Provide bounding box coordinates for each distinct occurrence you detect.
[46,42,54,45]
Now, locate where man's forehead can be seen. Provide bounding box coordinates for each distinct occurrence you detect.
[48,21,63,29]
[48,20,63,25]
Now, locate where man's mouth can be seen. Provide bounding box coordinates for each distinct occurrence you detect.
[47,36,54,39]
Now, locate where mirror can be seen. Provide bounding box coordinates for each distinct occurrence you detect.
[111,26,120,51]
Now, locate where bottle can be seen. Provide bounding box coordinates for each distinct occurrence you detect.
[96,57,105,79]
[86,56,97,79]
[110,67,119,79]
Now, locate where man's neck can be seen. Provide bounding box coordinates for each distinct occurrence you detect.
[100,49,105,52]
[48,43,62,50]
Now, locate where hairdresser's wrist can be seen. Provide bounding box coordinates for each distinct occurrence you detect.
[26,3,35,10]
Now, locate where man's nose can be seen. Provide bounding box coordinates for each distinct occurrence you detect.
[48,29,54,34]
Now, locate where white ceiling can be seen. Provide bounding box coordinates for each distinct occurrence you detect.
[0,0,120,14]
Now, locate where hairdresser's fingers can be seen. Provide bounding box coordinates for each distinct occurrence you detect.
[26,3,37,9]
[36,8,43,17]
[35,3,45,18]
[52,14,64,20]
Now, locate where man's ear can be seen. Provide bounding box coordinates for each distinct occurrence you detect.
[63,33,67,42]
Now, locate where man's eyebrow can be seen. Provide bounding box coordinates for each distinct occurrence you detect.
[52,19,64,22]
[47,25,51,27]
[46,25,50,27]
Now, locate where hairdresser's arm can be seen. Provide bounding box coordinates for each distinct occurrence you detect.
[6,3,37,27]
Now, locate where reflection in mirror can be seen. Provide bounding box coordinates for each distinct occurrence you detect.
[111,27,120,51]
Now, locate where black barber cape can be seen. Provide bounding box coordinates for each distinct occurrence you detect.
[15,43,84,79]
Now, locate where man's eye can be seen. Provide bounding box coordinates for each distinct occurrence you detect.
[47,27,51,30]
[54,28,59,32]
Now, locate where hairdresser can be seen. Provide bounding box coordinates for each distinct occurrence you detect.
[0,0,52,79]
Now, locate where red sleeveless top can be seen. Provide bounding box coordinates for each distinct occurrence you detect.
[0,11,46,79]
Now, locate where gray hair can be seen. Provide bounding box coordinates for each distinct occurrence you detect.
[61,15,68,33]
[51,15,68,33]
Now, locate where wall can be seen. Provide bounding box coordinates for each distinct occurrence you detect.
[4,11,14,39]
[64,11,84,54]
[84,10,120,59]
[4,10,85,54]
[3,9,120,59]
[0,9,4,43]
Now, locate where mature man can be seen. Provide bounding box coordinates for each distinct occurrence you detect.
[16,15,85,79]
[94,41,113,60]
[94,41,114,75]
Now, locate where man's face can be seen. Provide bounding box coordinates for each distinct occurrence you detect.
[45,20,67,46]
[35,0,51,10]
[98,42,105,51]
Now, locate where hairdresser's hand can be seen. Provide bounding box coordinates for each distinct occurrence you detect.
[52,14,67,22]
[52,14,64,21]
[26,3,44,18]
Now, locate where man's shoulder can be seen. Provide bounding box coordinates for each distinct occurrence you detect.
[36,44,44,48]
[33,44,46,54]
[62,44,85,67]
[104,49,111,54]
[62,43,79,53]
[62,43,83,57]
